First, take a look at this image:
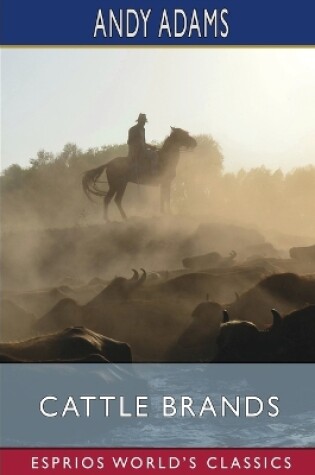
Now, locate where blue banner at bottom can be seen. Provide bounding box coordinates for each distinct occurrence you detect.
[0,364,314,447]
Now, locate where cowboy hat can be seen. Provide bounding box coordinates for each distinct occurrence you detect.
[136,113,148,123]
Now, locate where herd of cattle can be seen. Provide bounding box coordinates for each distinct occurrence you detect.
[1,244,315,363]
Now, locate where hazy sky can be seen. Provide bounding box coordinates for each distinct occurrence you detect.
[1,48,315,172]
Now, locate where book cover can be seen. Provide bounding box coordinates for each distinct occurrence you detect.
[1,1,315,474]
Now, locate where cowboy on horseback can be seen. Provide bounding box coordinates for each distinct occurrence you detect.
[128,113,158,173]
[82,125,197,221]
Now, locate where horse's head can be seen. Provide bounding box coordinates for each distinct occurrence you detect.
[170,127,197,150]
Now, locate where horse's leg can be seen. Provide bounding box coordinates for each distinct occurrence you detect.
[103,187,115,221]
[114,182,128,220]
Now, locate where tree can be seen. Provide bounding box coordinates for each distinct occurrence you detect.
[1,164,27,191]
[29,149,54,168]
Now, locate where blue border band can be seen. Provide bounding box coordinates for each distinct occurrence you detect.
[1,0,315,46]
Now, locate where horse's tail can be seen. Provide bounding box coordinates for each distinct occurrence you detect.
[82,163,109,201]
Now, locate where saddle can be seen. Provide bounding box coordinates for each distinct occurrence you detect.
[130,148,160,177]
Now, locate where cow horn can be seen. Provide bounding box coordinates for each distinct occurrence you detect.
[206,293,209,301]
[138,268,147,285]
[271,308,282,329]
[130,269,139,281]
[230,250,237,258]
[222,309,230,323]
[234,292,240,301]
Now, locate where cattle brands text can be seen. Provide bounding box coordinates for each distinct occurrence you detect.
[39,395,280,418]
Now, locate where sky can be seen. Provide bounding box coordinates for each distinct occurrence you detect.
[1,48,315,172]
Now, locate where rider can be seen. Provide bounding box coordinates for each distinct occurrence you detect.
[128,113,157,171]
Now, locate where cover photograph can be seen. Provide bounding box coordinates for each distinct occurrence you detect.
[1,1,315,474]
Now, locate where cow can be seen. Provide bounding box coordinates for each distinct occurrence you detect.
[88,277,107,286]
[290,245,315,262]
[0,327,132,362]
[215,319,266,362]
[182,250,237,270]
[146,271,166,282]
[243,242,281,259]
[33,269,147,334]
[56,281,107,306]
[227,272,315,328]
[243,257,299,274]
[13,269,145,326]
[155,267,266,305]
[214,304,315,362]
[167,300,223,362]
[86,268,146,306]
[33,298,83,333]
[0,353,109,363]
[270,305,315,361]
[11,287,69,317]
[213,309,283,362]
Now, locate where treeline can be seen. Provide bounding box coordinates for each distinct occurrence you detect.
[1,136,315,236]
[1,142,129,230]
[176,162,315,236]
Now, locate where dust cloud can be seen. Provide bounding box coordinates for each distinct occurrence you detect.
[1,136,315,360]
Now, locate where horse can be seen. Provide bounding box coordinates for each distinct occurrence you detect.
[82,127,197,220]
